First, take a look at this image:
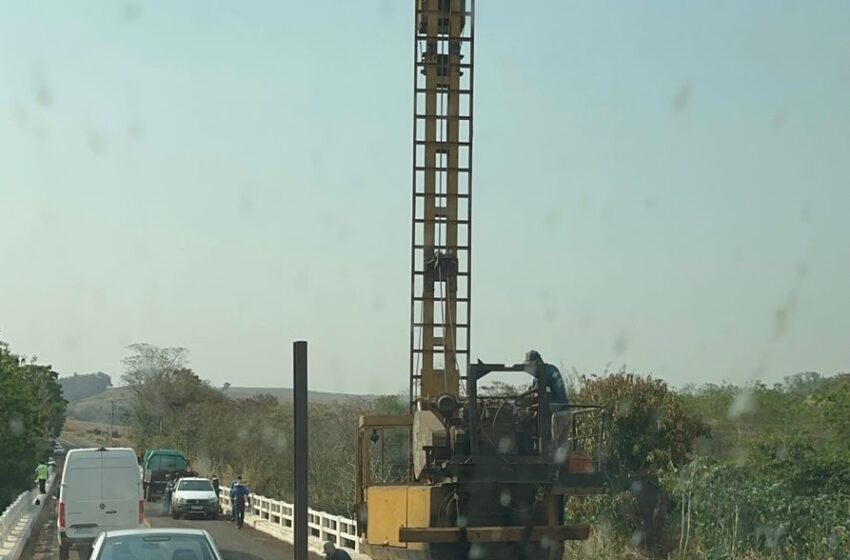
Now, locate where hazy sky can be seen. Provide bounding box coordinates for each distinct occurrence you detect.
[2,1,848,394]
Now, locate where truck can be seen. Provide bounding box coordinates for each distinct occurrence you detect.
[140,449,191,502]
[355,3,609,558]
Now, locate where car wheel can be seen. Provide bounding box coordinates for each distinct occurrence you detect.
[59,542,70,560]
[209,512,218,520]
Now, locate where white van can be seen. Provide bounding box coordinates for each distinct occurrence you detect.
[58,447,144,560]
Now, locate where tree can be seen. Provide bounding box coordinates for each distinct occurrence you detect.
[812,374,850,448]
[0,340,67,510]
[580,373,710,476]
[121,343,193,450]
[57,371,112,402]
[578,372,710,555]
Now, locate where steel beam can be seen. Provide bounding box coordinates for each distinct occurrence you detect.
[293,341,308,560]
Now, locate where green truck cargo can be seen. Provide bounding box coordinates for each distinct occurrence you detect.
[140,449,192,501]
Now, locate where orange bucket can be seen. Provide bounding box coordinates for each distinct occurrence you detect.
[565,452,594,474]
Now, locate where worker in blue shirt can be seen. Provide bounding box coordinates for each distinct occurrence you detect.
[524,349,573,466]
[231,476,251,529]
[524,350,568,407]
[229,477,239,522]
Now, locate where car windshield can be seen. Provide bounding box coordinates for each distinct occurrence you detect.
[98,534,215,560]
[4,3,848,560]
[177,481,212,492]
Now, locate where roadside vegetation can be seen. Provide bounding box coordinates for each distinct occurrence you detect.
[0,339,67,511]
[120,343,849,559]
[121,343,405,515]
[567,370,850,559]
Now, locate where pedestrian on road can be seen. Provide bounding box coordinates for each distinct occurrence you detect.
[323,542,352,560]
[232,477,250,529]
[35,461,49,494]
[163,474,174,516]
[229,477,239,522]
[211,475,221,513]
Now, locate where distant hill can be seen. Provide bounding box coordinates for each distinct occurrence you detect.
[223,386,381,404]
[66,387,134,425]
[58,372,113,402]
[64,384,382,425]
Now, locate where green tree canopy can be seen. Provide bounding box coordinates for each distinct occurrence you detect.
[0,340,67,510]
[57,371,112,402]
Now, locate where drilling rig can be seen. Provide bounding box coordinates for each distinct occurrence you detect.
[356,2,608,559]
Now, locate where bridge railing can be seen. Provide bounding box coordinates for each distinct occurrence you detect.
[0,470,56,560]
[217,487,360,553]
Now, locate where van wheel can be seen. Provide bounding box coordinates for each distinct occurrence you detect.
[59,542,70,560]
[208,512,218,520]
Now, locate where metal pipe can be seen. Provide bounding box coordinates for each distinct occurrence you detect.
[293,341,308,560]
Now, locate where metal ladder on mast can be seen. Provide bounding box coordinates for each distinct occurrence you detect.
[410,0,475,406]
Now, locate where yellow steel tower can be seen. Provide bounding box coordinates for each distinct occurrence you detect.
[410,0,473,406]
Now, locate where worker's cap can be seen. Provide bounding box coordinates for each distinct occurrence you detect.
[525,350,542,363]
[236,475,242,480]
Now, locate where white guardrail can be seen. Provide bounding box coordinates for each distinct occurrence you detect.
[0,470,56,560]
[217,487,365,558]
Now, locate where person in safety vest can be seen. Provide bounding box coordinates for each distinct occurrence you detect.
[35,462,49,494]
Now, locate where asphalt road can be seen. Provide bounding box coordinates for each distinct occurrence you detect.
[19,438,304,560]
[21,499,303,560]
[20,499,304,560]
[146,500,304,560]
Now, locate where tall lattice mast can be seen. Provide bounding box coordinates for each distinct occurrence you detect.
[410,0,474,406]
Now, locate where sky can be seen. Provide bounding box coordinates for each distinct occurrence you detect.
[1,1,849,395]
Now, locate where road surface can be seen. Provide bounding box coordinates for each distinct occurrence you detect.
[146,500,304,560]
[20,435,315,560]
[21,499,303,560]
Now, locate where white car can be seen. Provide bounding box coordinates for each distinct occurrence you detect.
[170,478,218,520]
[58,448,144,560]
[89,529,224,560]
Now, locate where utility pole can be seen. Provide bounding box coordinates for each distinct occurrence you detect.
[110,400,115,445]
[293,341,308,560]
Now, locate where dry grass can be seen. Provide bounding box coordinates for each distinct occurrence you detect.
[63,417,132,448]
